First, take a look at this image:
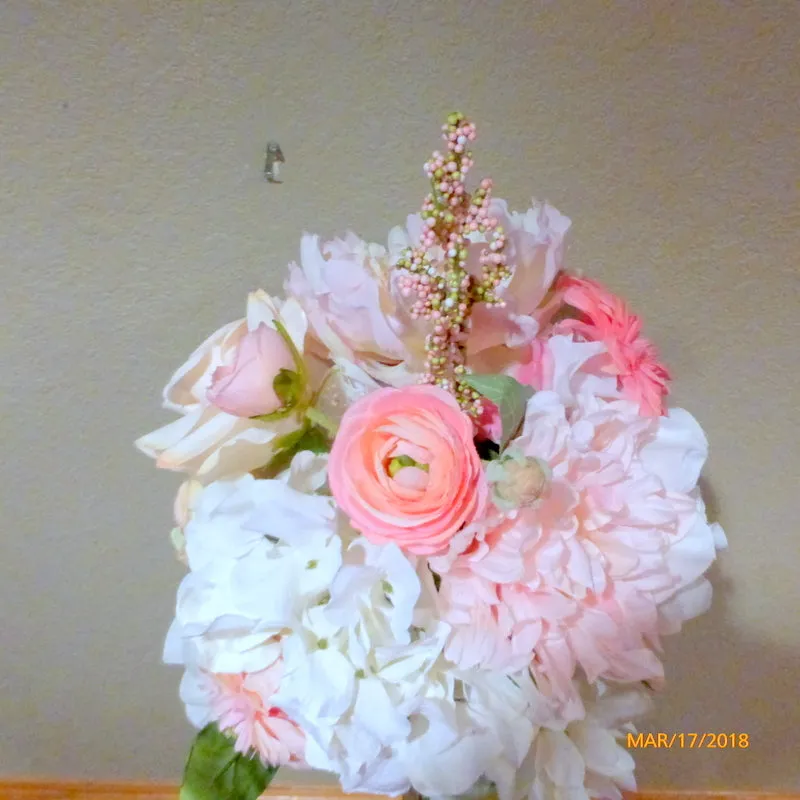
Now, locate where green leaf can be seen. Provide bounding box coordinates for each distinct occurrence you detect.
[252,423,332,480]
[461,373,534,450]
[305,406,339,436]
[474,438,501,462]
[180,724,277,800]
[272,368,304,409]
[293,425,330,455]
[273,319,308,383]
[251,369,307,423]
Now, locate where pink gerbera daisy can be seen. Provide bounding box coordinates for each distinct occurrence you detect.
[209,664,306,767]
[554,275,670,416]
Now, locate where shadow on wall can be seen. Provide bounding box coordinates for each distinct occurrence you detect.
[634,509,800,789]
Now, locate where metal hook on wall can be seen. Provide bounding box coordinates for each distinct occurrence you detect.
[264,141,285,183]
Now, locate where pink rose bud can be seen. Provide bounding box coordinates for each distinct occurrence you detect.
[207,323,296,417]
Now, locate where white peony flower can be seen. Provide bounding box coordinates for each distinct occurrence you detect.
[404,669,543,800]
[516,681,652,800]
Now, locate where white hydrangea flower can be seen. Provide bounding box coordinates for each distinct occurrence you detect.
[164,453,343,675]
[271,536,555,799]
[272,536,449,794]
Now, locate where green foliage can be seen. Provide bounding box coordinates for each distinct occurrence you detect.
[474,438,501,462]
[180,724,277,800]
[253,423,331,480]
[272,368,304,409]
[387,454,429,477]
[461,373,534,449]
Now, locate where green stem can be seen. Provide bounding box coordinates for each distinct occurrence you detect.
[305,407,338,437]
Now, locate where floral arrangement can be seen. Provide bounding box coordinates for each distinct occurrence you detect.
[137,114,726,800]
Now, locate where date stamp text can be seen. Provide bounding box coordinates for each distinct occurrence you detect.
[627,732,750,749]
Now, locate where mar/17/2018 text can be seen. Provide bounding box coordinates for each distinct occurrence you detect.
[627,732,750,749]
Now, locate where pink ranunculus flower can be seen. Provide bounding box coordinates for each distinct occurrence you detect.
[181,660,306,768]
[327,385,488,555]
[433,390,725,718]
[207,323,296,418]
[554,275,671,416]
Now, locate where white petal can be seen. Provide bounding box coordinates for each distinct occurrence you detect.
[276,296,309,351]
[246,480,336,546]
[162,319,244,414]
[641,408,708,493]
[229,552,300,629]
[658,577,713,634]
[407,729,488,797]
[179,668,214,729]
[570,724,634,780]
[539,730,586,789]
[275,647,355,723]
[163,618,187,665]
[353,677,411,744]
[245,289,282,330]
[135,409,206,461]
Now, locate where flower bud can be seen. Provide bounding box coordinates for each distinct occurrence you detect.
[486,450,550,510]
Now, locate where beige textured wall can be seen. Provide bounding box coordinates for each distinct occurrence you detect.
[1,0,798,790]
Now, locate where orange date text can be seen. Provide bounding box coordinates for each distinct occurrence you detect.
[626,732,750,749]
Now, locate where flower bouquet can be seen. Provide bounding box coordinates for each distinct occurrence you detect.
[137,114,726,800]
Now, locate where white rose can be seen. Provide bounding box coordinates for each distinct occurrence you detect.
[136,291,309,482]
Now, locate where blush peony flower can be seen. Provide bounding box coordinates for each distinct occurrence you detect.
[207,323,296,418]
[327,385,488,555]
[180,661,306,767]
[388,200,570,375]
[286,233,423,385]
[135,291,309,482]
[511,335,621,404]
[468,200,571,354]
[554,276,671,416]
[434,390,725,716]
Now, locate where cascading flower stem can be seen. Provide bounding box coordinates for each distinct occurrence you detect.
[396,112,511,416]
